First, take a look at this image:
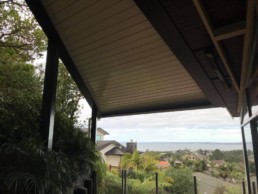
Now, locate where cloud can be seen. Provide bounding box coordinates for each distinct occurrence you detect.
[79,100,241,143]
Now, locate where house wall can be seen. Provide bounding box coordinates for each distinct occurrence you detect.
[96,131,104,141]
[99,142,124,167]
[106,155,121,167]
[99,143,116,162]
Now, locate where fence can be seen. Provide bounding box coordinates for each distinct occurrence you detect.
[99,169,254,194]
[120,169,197,194]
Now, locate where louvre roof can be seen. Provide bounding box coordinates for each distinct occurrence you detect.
[26,0,257,118]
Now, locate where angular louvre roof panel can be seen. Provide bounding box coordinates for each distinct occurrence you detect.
[41,0,209,116]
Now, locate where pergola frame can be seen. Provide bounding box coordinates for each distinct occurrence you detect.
[25,0,258,193]
[40,38,98,193]
[40,39,59,150]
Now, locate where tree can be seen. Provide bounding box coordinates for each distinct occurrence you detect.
[193,160,207,172]
[56,63,83,123]
[0,0,46,64]
[0,62,99,193]
[141,154,158,173]
[101,170,172,194]
[218,162,244,181]
[0,2,100,193]
[223,150,243,163]
[211,149,225,160]
[99,171,123,194]
[164,168,194,194]
[0,62,42,145]
[121,152,134,169]
[218,165,230,181]
[121,151,143,171]
[1,1,82,124]
[132,151,143,171]
[121,151,158,173]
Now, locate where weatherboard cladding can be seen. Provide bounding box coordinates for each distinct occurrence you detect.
[40,0,207,116]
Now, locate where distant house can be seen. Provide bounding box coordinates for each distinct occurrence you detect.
[81,127,109,141]
[183,153,206,161]
[96,128,109,141]
[81,128,138,168]
[183,153,199,161]
[97,140,125,168]
[213,160,225,167]
[174,160,183,167]
[81,127,125,167]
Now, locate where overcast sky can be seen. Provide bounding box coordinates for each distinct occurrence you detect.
[79,100,241,143]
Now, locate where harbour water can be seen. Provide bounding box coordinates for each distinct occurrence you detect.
[121,142,252,152]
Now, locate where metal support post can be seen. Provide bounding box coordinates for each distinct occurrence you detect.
[253,182,257,194]
[242,180,246,194]
[245,88,257,194]
[242,127,252,194]
[122,170,124,194]
[90,105,97,194]
[124,169,127,194]
[250,120,258,187]
[91,104,97,143]
[74,187,87,194]
[194,176,198,194]
[155,172,158,194]
[40,39,59,150]
[91,171,97,194]
[84,179,92,194]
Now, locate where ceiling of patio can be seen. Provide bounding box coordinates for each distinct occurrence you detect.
[26,0,256,117]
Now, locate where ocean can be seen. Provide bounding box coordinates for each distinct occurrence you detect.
[121,142,252,152]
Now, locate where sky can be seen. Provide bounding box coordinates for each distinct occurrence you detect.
[79,100,241,143]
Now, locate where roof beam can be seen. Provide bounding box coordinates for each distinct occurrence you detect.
[193,0,240,94]
[25,0,99,113]
[100,100,213,118]
[256,0,258,17]
[250,68,258,84]
[213,21,246,41]
[238,0,257,111]
[134,0,226,107]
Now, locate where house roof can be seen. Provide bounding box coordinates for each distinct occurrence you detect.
[26,0,257,118]
[97,128,109,135]
[96,140,125,151]
[105,147,125,156]
[159,161,170,166]
[82,127,109,135]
